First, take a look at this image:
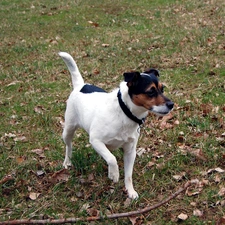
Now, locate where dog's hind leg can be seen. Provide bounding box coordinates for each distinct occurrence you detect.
[123,142,139,199]
[90,138,119,183]
[62,125,77,169]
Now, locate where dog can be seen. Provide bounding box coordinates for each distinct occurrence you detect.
[59,52,174,199]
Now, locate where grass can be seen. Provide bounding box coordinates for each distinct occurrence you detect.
[0,0,225,224]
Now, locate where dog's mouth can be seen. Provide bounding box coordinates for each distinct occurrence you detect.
[150,110,171,116]
[150,102,174,116]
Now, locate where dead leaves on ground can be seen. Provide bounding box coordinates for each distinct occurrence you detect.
[178,145,207,161]
[1,132,27,143]
[145,111,178,130]
[1,168,70,201]
[173,169,225,222]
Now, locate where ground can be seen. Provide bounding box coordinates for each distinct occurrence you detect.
[0,0,225,224]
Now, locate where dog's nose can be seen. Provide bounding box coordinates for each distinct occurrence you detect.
[166,101,174,110]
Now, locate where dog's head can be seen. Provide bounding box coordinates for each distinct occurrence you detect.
[123,69,174,116]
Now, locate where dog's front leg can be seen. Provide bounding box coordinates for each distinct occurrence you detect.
[90,138,119,182]
[123,142,138,199]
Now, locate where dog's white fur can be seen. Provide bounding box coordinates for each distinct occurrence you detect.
[59,52,167,199]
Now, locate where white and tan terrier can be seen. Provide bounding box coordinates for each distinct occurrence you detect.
[59,52,174,199]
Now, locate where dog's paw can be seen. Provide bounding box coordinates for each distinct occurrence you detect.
[128,190,139,199]
[108,165,119,183]
[63,158,72,169]
[109,172,119,183]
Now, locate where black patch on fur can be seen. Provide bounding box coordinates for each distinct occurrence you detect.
[123,71,159,97]
[144,68,160,77]
[80,84,106,94]
[123,72,140,83]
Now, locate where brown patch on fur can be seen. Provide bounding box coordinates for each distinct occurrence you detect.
[145,83,157,92]
[158,82,163,91]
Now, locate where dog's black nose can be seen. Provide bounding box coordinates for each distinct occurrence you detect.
[166,101,174,110]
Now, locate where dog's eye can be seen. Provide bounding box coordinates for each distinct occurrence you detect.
[145,89,157,97]
[161,85,164,93]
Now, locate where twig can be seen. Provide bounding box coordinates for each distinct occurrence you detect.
[0,181,192,225]
[0,175,14,185]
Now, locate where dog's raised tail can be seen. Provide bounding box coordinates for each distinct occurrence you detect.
[58,52,84,89]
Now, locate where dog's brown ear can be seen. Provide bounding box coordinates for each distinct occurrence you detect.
[144,68,160,77]
[123,72,140,87]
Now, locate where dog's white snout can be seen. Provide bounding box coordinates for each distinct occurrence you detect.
[150,103,173,116]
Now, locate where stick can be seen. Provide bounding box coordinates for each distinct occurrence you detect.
[0,175,14,185]
[0,181,192,225]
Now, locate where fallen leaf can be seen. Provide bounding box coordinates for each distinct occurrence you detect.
[146,161,155,168]
[186,179,208,197]
[173,172,186,181]
[152,152,164,159]
[7,81,21,86]
[214,174,221,183]
[190,202,197,207]
[51,169,70,183]
[200,103,213,116]
[76,191,83,198]
[186,189,202,197]
[206,167,225,175]
[36,170,45,176]
[178,145,207,161]
[129,216,139,225]
[30,148,46,158]
[124,198,132,208]
[190,149,207,161]
[86,208,99,217]
[88,20,99,27]
[80,203,90,211]
[160,112,174,129]
[31,148,44,155]
[216,216,225,225]
[193,209,203,217]
[177,213,188,221]
[174,119,180,125]
[102,43,110,47]
[214,167,225,173]
[109,187,114,194]
[218,187,225,196]
[93,68,100,75]
[34,105,45,114]
[50,40,58,45]
[88,173,94,182]
[156,162,165,169]
[16,156,26,164]
[160,121,173,129]
[221,200,225,206]
[14,136,27,142]
[71,196,77,202]
[29,192,40,200]
[3,133,16,138]
[137,147,146,157]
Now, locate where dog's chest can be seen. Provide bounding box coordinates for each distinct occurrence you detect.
[105,127,138,150]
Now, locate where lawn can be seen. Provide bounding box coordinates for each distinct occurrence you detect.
[0,0,225,224]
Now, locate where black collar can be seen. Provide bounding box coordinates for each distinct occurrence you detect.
[117,90,145,126]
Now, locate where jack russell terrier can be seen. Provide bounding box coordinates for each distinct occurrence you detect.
[59,52,174,199]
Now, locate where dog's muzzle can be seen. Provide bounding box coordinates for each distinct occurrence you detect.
[150,101,174,116]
